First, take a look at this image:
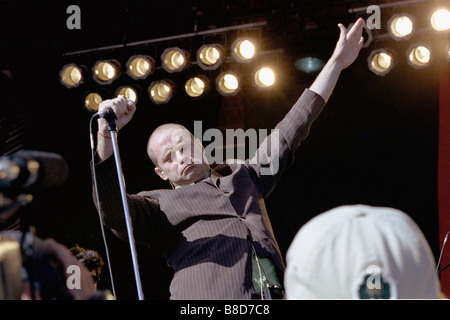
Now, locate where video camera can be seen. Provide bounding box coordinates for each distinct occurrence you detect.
[0,150,73,299]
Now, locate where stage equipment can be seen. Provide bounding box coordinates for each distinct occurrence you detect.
[92,59,120,85]
[59,63,83,88]
[231,38,256,63]
[216,72,240,96]
[388,14,415,40]
[430,8,450,31]
[185,76,207,98]
[89,99,144,300]
[126,55,155,80]
[368,49,395,76]
[252,67,275,89]
[196,44,224,70]
[84,92,103,111]
[148,80,174,104]
[161,47,188,73]
[407,44,432,69]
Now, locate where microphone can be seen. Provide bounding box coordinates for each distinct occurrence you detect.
[92,108,115,120]
[0,150,69,196]
[92,98,135,120]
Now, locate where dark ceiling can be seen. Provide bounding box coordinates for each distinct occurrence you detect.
[0,0,447,299]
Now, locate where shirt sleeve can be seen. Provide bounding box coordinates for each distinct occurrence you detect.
[247,88,326,198]
[91,156,172,250]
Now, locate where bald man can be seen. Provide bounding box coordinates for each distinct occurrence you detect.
[93,18,365,300]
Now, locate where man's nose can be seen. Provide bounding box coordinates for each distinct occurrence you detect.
[175,149,191,165]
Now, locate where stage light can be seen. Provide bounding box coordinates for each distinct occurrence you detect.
[84,92,103,111]
[407,44,432,68]
[252,67,275,89]
[368,50,394,76]
[388,14,414,40]
[430,9,450,31]
[216,72,240,96]
[185,76,207,98]
[60,63,83,88]
[231,38,256,63]
[447,44,450,62]
[161,47,188,73]
[148,80,173,104]
[92,59,120,84]
[294,57,325,74]
[116,86,138,104]
[126,55,154,80]
[197,44,224,70]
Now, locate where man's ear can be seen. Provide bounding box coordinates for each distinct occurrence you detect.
[154,167,168,180]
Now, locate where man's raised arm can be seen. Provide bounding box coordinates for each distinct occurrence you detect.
[309,18,365,102]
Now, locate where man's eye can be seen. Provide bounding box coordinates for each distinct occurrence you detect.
[163,153,172,162]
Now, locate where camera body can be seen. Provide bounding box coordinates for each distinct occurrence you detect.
[0,230,73,300]
[0,233,22,299]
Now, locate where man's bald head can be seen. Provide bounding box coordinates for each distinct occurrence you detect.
[147,123,210,188]
[147,123,190,166]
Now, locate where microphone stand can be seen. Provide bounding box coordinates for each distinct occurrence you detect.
[105,115,145,300]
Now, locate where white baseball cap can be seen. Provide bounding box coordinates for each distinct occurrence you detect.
[284,204,440,299]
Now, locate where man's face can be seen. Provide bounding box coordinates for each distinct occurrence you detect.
[149,126,209,187]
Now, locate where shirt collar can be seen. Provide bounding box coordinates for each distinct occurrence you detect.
[175,168,212,189]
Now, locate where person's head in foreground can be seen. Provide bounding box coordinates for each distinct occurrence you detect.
[284,204,443,299]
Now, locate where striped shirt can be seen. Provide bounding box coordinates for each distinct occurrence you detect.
[93,89,325,299]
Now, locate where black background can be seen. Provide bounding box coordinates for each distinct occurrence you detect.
[0,0,446,299]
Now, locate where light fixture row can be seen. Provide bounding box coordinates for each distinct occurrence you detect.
[387,8,449,41]
[367,42,448,76]
[83,66,276,110]
[60,37,257,89]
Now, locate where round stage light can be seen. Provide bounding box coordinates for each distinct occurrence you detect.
[216,72,240,96]
[368,50,394,76]
[116,86,138,104]
[126,55,154,80]
[197,44,224,70]
[92,59,120,84]
[388,14,414,40]
[294,57,325,74]
[60,64,83,88]
[161,47,188,73]
[84,92,103,111]
[253,67,275,89]
[185,77,206,98]
[407,44,432,68]
[148,80,173,104]
[430,9,450,31]
[231,38,256,63]
[446,44,450,62]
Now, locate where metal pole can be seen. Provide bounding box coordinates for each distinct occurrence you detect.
[63,21,267,56]
[107,119,144,300]
[348,0,427,13]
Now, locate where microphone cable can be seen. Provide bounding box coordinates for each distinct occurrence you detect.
[436,231,450,274]
[89,115,117,299]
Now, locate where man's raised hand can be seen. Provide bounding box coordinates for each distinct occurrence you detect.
[97,95,137,133]
[331,18,365,70]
